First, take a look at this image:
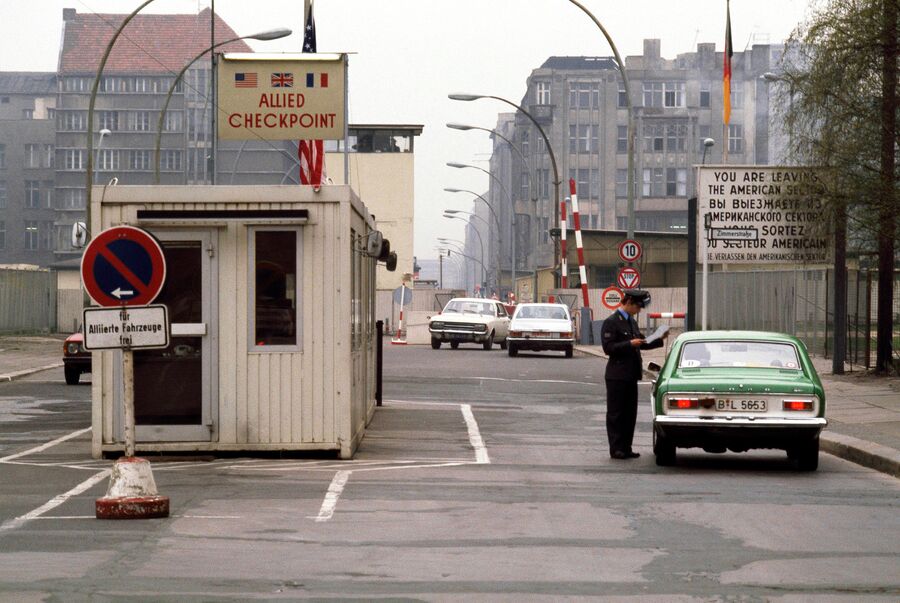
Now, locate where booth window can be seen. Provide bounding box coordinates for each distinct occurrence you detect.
[252,229,300,349]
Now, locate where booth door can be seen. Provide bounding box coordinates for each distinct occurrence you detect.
[130,230,217,442]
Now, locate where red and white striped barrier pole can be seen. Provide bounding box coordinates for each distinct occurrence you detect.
[647,312,686,319]
[569,178,590,309]
[391,284,408,345]
[559,196,568,289]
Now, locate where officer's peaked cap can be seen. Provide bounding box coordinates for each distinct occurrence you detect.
[622,289,651,307]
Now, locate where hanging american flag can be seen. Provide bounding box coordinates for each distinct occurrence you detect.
[298,3,324,186]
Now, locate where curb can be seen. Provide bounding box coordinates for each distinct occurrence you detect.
[820,431,900,478]
[0,362,63,382]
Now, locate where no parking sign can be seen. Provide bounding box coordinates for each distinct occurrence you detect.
[80,226,166,307]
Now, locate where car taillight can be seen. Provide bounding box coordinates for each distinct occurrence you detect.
[668,397,699,409]
[561,332,572,338]
[509,330,522,337]
[783,399,813,411]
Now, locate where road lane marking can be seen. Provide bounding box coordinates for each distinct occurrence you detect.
[461,404,490,464]
[313,470,351,522]
[0,469,110,533]
[0,427,91,463]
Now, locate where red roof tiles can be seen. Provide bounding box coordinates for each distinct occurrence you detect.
[59,8,254,75]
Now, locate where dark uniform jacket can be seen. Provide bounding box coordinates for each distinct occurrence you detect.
[600,311,664,381]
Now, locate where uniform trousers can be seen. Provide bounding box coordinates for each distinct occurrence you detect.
[605,378,639,454]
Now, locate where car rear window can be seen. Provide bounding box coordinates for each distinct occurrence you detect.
[444,300,494,316]
[679,341,801,369]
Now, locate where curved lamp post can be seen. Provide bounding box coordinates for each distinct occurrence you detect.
[447,160,519,292]
[439,237,479,295]
[86,0,158,236]
[446,123,536,202]
[441,217,486,296]
[444,188,502,292]
[154,27,292,184]
[449,93,563,287]
[565,0,636,241]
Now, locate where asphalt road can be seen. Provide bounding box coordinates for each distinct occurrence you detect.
[0,346,897,600]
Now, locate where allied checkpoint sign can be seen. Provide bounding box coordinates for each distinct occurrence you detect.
[218,53,346,141]
[697,166,830,264]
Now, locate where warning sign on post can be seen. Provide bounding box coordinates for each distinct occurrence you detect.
[698,166,830,264]
[218,53,346,141]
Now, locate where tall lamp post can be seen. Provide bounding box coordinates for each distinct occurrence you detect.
[688,137,714,331]
[448,93,563,287]
[94,128,111,185]
[444,208,500,293]
[86,0,158,236]
[444,188,502,290]
[438,239,468,290]
[439,238,482,295]
[565,0,636,241]
[446,123,537,202]
[155,27,292,183]
[447,161,518,293]
[443,215,486,296]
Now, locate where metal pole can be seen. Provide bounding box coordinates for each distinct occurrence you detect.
[210,0,216,184]
[122,347,135,457]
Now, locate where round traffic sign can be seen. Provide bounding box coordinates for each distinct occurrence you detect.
[81,226,166,307]
[616,267,641,289]
[618,239,642,263]
[601,286,623,310]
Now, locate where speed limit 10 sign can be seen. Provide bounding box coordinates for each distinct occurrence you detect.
[618,239,642,263]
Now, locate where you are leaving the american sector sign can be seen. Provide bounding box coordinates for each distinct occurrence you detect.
[218,53,346,141]
[697,166,830,264]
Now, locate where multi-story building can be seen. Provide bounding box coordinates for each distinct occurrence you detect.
[490,39,784,278]
[0,73,57,266]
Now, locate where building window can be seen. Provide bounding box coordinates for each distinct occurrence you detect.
[665,124,687,152]
[666,168,687,196]
[616,169,628,198]
[59,188,86,209]
[160,150,182,171]
[63,77,88,92]
[25,181,41,208]
[163,111,182,132]
[132,111,151,131]
[618,83,627,108]
[699,125,711,150]
[520,129,529,156]
[643,124,665,152]
[134,77,151,93]
[730,84,744,110]
[23,109,33,120]
[97,149,119,171]
[130,150,151,171]
[643,82,685,108]
[643,82,664,107]
[62,149,84,171]
[187,108,208,141]
[536,81,551,105]
[700,82,711,107]
[642,167,664,197]
[24,221,38,251]
[617,126,628,153]
[0,181,6,208]
[537,168,550,200]
[61,111,85,131]
[25,144,40,168]
[0,221,5,249]
[41,221,53,250]
[569,124,599,153]
[569,81,600,109]
[664,82,686,108]
[728,124,744,154]
[520,171,529,201]
[98,111,119,131]
[42,180,53,208]
[43,144,54,168]
[252,229,300,349]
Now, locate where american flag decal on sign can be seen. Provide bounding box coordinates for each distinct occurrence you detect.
[234,72,257,88]
[271,72,294,88]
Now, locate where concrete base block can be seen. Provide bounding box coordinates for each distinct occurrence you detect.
[95,456,170,519]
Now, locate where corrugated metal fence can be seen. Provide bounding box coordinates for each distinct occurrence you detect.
[0,268,57,333]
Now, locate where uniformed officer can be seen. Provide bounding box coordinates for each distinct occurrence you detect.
[600,289,666,459]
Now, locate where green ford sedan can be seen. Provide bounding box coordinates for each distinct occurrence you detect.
[650,331,826,471]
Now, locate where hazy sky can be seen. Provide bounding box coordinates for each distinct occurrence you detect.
[1,0,813,259]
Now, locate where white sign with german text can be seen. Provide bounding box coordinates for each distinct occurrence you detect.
[698,166,830,264]
[83,305,170,350]
[218,53,346,141]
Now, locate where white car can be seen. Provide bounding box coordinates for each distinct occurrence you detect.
[507,303,575,358]
[429,297,510,350]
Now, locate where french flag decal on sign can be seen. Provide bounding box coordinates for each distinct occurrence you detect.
[305,73,329,88]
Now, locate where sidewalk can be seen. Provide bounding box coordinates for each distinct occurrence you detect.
[0,335,64,381]
[577,343,900,478]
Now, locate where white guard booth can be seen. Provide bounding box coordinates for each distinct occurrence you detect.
[90,185,378,459]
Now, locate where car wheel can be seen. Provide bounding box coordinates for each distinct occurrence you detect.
[499,338,508,350]
[482,332,494,350]
[793,437,819,471]
[653,429,676,466]
[508,343,518,357]
[565,344,574,358]
[64,365,80,385]
[431,338,441,349]
[450,341,460,349]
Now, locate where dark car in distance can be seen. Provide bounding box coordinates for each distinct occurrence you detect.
[63,332,91,385]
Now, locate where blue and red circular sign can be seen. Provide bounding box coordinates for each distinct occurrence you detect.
[81,226,166,307]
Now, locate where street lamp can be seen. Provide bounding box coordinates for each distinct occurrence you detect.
[439,237,478,295]
[446,123,537,202]
[565,0,637,241]
[449,93,563,287]
[444,187,502,291]
[701,137,715,165]
[444,213,486,295]
[155,27,292,184]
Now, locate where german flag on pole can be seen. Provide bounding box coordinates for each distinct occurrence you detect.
[723,0,733,126]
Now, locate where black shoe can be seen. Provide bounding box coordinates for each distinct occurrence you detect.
[610,450,640,460]
[625,451,640,458]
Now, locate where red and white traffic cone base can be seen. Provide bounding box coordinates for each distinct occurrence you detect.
[96,456,169,519]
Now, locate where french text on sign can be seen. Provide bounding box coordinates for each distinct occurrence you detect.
[83,305,170,350]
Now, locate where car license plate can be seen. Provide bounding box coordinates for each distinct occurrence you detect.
[716,398,768,412]
[529,332,552,338]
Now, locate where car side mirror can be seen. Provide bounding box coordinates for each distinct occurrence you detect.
[647,362,662,372]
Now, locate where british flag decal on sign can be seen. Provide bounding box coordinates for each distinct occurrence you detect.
[271,73,293,88]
